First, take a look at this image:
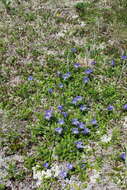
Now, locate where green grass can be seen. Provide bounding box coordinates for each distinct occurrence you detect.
[0,0,127,189]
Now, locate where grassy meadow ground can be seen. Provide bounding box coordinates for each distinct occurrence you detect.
[0,0,127,189]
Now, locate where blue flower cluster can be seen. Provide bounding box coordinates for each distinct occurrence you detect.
[42,53,127,179]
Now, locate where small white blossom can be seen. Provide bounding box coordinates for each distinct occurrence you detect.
[123,117,127,128]
[89,169,100,183]
[101,134,112,143]
[32,165,52,186]
[32,163,67,186]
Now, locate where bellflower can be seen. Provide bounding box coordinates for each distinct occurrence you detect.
[74,63,80,68]
[62,72,71,80]
[78,122,85,129]
[72,98,77,104]
[91,119,97,125]
[72,118,79,126]
[66,163,73,170]
[75,141,84,149]
[111,60,115,66]
[28,76,33,80]
[76,96,82,101]
[85,68,93,74]
[72,128,79,134]
[43,162,49,168]
[83,77,89,83]
[59,83,64,88]
[71,48,77,53]
[58,105,63,111]
[107,105,114,111]
[55,127,63,134]
[80,105,87,111]
[123,104,127,110]
[91,61,96,65]
[61,112,68,118]
[80,163,86,169]
[59,170,67,179]
[72,96,82,104]
[82,127,90,135]
[48,88,53,93]
[121,55,127,60]
[120,153,126,161]
[58,119,64,125]
[44,110,52,120]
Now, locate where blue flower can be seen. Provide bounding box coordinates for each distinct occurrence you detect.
[75,141,84,149]
[107,105,114,111]
[48,88,53,93]
[55,127,63,134]
[58,119,64,125]
[44,110,52,120]
[76,96,82,101]
[84,68,93,74]
[28,76,33,80]
[61,112,68,118]
[111,60,115,66]
[74,63,80,68]
[72,96,82,104]
[72,98,77,104]
[58,105,63,111]
[72,118,80,126]
[123,104,127,110]
[91,61,96,65]
[120,153,126,161]
[71,48,77,53]
[59,83,64,88]
[80,163,86,169]
[80,105,87,111]
[91,119,97,125]
[72,128,79,134]
[78,122,85,129]
[66,163,73,170]
[82,127,90,135]
[43,162,49,168]
[121,55,127,60]
[62,72,71,80]
[83,77,89,83]
[59,170,67,179]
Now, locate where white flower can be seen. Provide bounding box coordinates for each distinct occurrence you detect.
[80,21,86,27]
[89,170,100,183]
[101,134,112,143]
[123,117,127,128]
[32,163,65,186]
[32,165,53,186]
[72,15,79,19]
[51,165,61,177]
